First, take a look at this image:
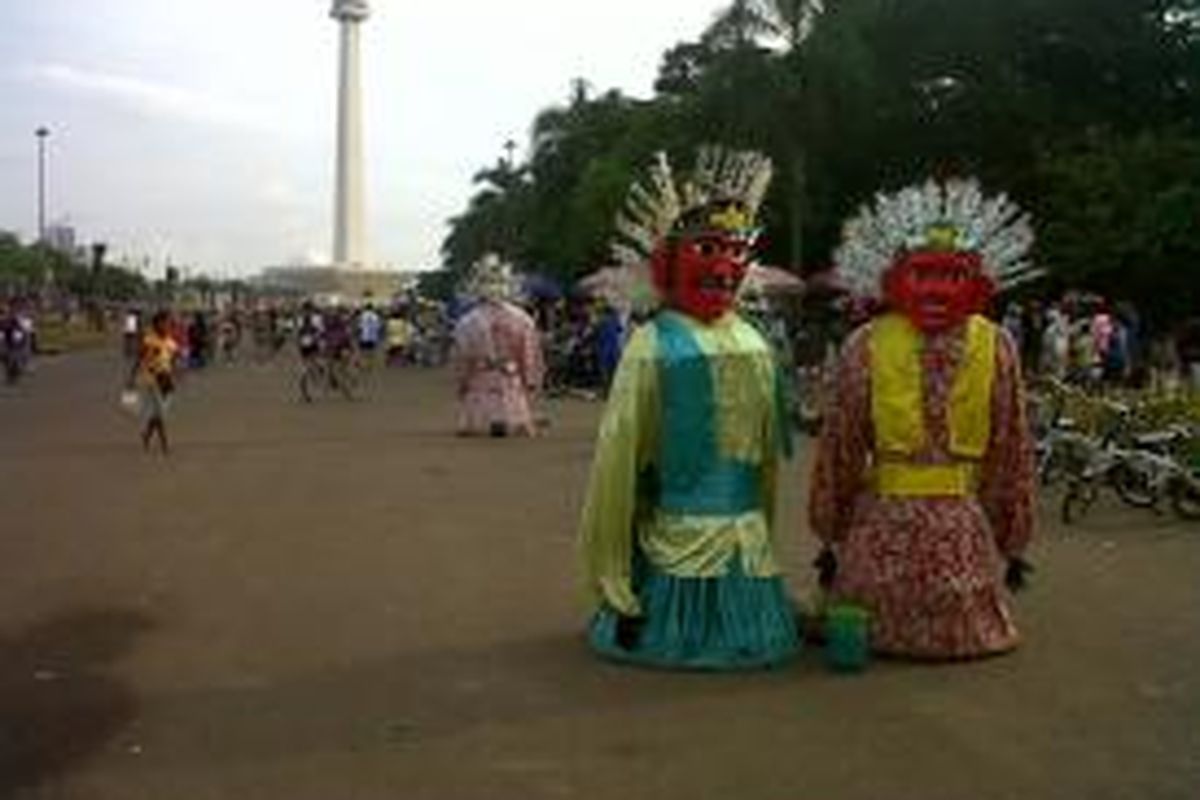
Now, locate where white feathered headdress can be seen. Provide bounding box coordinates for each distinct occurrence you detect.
[465,253,517,302]
[608,146,774,308]
[834,178,1040,298]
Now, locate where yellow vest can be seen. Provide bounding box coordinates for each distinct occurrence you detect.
[869,313,997,496]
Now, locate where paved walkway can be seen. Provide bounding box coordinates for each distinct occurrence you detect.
[0,351,1196,799]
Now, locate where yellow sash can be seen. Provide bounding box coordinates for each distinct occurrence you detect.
[873,462,979,496]
[869,313,996,495]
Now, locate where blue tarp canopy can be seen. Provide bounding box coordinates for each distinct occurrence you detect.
[520,272,564,299]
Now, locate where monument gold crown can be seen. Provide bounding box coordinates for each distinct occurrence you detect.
[331,0,370,22]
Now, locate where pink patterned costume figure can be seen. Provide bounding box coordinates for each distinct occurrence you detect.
[452,255,545,437]
[810,179,1040,660]
[810,322,1035,658]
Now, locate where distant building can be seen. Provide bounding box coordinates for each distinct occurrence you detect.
[253,265,421,304]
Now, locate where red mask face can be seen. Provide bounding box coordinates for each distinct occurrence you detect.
[652,233,749,323]
[883,251,993,333]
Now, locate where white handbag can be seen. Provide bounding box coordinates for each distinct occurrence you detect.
[119,389,141,415]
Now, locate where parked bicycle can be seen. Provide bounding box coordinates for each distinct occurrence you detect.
[1060,406,1200,523]
[1110,425,1200,520]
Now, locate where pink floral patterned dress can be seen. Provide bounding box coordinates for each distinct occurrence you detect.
[809,319,1036,659]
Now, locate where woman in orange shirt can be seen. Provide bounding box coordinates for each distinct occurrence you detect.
[128,310,179,453]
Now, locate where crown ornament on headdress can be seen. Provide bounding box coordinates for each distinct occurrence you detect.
[465,253,517,301]
[834,178,1040,298]
[610,146,773,269]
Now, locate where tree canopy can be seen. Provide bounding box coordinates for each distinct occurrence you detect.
[0,232,148,304]
[441,0,1200,326]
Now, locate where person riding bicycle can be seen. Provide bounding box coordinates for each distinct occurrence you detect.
[322,307,354,362]
[296,303,363,402]
[296,302,324,361]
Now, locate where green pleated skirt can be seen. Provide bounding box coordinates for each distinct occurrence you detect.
[589,555,801,671]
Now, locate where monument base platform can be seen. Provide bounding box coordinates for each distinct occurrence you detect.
[255,266,418,302]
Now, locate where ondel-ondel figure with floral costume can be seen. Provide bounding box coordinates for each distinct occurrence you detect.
[451,253,545,437]
[810,178,1040,660]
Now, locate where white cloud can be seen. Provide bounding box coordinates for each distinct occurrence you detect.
[1,1,726,274]
[24,62,277,132]
[259,176,311,209]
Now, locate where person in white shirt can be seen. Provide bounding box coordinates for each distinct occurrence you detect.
[17,311,34,358]
[1041,305,1070,381]
[123,309,141,360]
[357,304,383,355]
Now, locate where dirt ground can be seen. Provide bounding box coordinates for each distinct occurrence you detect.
[0,350,1197,800]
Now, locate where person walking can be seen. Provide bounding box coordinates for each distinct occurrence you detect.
[187,312,209,370]
[356,302,384,362]
[593,302,625,395]
[122,308,142,360]
[0,305,28,385]
[128,310,179,454]
[1042,304,1070,382]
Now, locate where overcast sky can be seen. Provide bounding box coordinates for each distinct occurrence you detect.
[0,0,725,277]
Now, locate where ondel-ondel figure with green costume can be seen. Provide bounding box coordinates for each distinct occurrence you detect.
[578,147,802,670]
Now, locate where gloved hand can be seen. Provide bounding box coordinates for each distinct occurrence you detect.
[813,548,838,591]
[1005,557,1034,593]
[614,615,645,651]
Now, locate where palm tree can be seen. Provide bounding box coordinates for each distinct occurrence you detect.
[703,0,777,50]
[702,1,825,270]
[764,0,824,50]
[703,0,824,52]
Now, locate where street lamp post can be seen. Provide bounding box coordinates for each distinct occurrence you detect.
[35,127,50,244]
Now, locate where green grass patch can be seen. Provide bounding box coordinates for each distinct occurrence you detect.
[37,321,114,354]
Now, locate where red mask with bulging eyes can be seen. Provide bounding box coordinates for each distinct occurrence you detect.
[883,251,994,333]
[651,233,749,323]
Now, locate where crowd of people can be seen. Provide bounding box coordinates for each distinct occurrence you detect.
[7,145,1198,673]
[484,285,1200,445]
[15,266,1199,464]
[1002,296,1200,393]
[109,296,460,446]
[118,297,455,372]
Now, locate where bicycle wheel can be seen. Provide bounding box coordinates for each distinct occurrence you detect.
[1061,480,1094,525]
[1043,436,1089,489]
[1171,476,1200,520]
[298,363,317,403]
[1037,446,1063,487]
[334,361,361,400]
[1109,461,1158,509]
[3,353,20,385]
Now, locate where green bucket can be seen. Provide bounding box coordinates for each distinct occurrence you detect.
[825,603,872,673]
